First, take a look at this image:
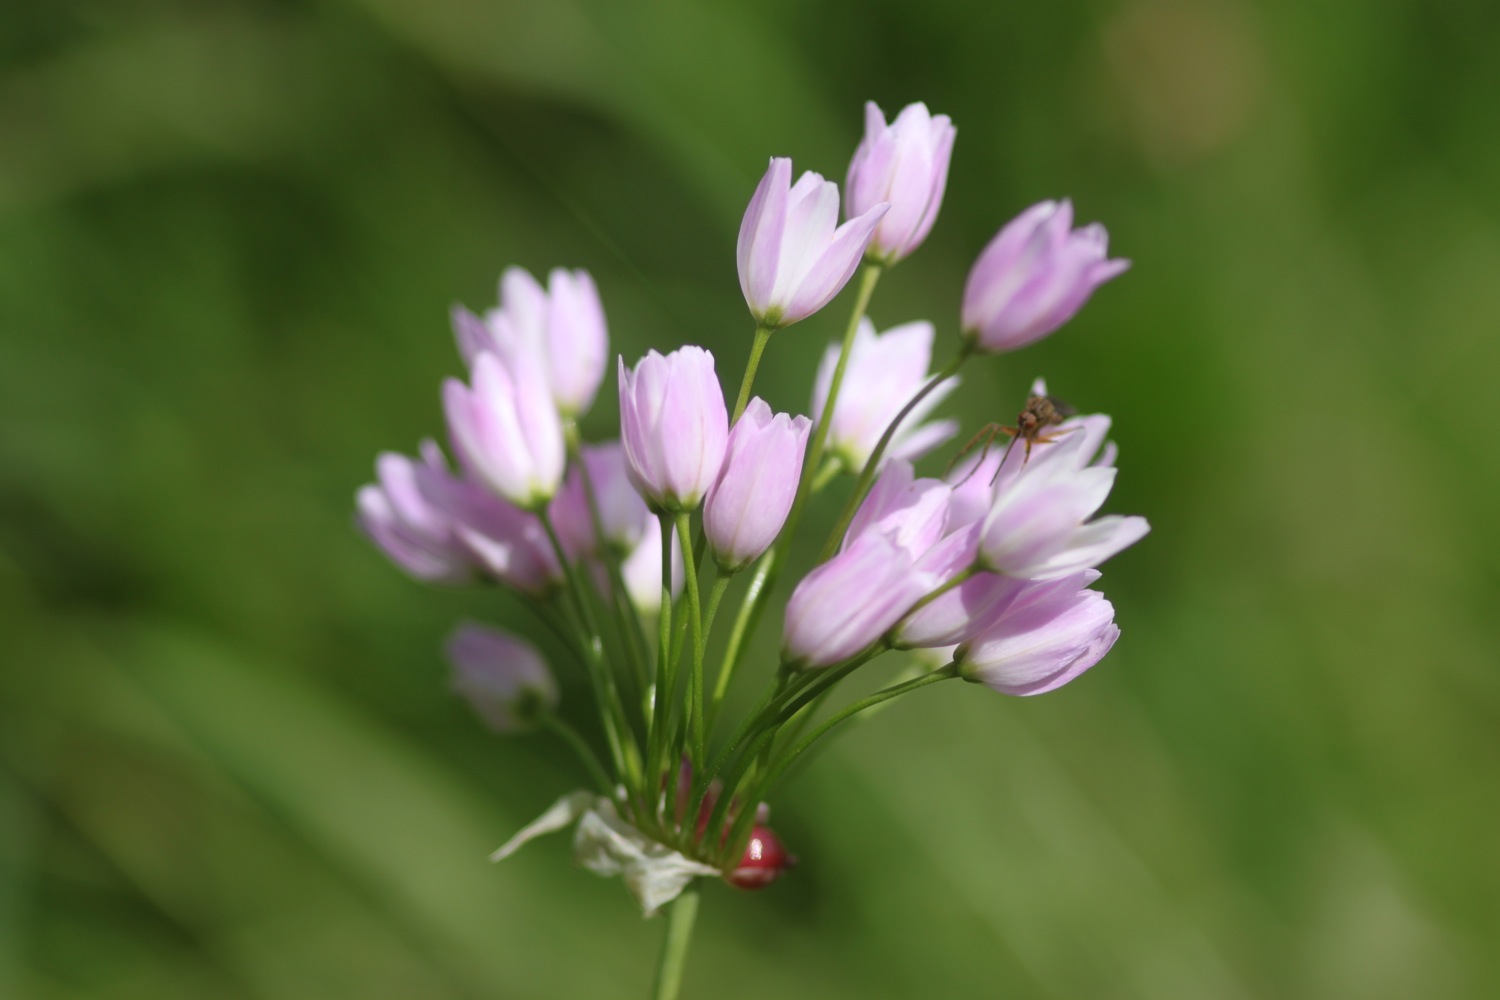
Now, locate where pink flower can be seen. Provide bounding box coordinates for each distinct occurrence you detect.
[452,266,609,417]
[444,350,566,509]
[548,441,650,558]
[447,622,558,732]
[435,475,563,597]
[704,398,812,572]
[955,576,1119,696]
[356,441,476,584]
[811,318,958,472]
[846,101,956,264]
[978,420,1149,580]
[618,347,730,512]
[962,200,1129,352]
[617,517,684,616]
[783,531,938,668]
[738,157,888,328]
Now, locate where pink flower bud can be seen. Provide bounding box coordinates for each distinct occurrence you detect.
[738,157,888,328]
[548,441,650,558]
[727,824,795,890]
[783,532,938,668]
[444,350,566,510]
[955,577,1119,696]
[447,622,558,732]
[452,267,609,418]
[356,441,476,584]
[618,347,729,512]
[811,319,958,472]
[962,200,1130,352]
[846,101,956,264]
[704,398,811,572]
[978,428,1149,580]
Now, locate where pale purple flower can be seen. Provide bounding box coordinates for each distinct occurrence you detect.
[356,441,476,584]
[452,266,609,418]
[978,425,1149,580]
[447,622,558,732]
[846,101,956,264]
[549,441,650,558]
[618,347,729,512]
[811,318,958,472]
[444,350,566,509]
[704,398,812,572]
[437,475,563,596]
[738,157,889,328]
[783,531,938,668]
[896,568,1102,650]
[955,577,1119,696]
[961,200,1130,352]
[844,459,954,558]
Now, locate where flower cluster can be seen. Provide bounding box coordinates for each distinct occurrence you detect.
[357,100,1142,922]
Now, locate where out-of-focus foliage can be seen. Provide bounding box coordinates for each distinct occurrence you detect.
[3,1,1498,997]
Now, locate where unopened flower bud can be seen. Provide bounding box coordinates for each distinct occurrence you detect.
[727,824,795,890]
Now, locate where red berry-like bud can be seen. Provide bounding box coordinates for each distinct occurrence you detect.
[726,824,795,890]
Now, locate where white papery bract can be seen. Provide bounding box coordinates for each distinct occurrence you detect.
[811,318,958,472]
[447,622,559,732]
[738,157,888,328]
[846,101,956,264]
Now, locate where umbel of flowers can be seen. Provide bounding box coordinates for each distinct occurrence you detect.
[357,100,1142,996]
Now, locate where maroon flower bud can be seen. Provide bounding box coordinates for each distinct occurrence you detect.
[727,825,796,890]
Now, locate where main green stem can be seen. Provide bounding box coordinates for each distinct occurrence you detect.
[650,885,700,1000]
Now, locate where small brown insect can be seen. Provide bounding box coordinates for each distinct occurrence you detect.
[1003,393,1077,462]
[944,393,1080,484]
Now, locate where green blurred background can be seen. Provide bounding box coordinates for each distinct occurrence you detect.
[3,0,1499,997]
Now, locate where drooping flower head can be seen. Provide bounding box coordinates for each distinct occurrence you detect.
[846,101,956,264]
[356,441,477,585]
[738,157,888,328]
[447,622,559,732]
[618,346,730,513]
[955,576,1119,696]
[962,200,1130,352]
